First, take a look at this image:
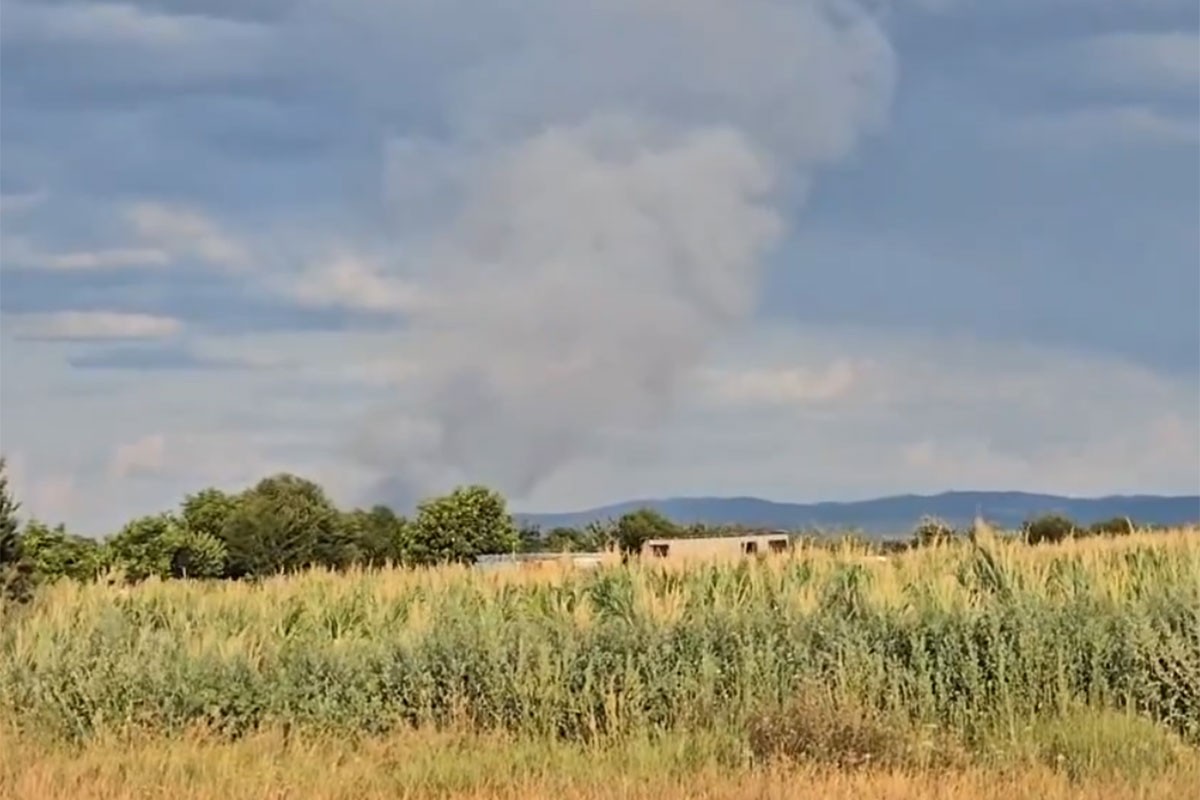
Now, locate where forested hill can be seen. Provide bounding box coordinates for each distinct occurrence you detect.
[517,491,1200,536]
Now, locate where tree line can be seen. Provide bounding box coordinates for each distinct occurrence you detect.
[0,455,1170,603]
[0,458,687,600]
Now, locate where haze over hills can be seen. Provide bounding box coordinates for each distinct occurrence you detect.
[517,491,1200,537]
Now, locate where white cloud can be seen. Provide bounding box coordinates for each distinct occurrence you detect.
[1,2,258,47]
[287,254,429,313]
[16,245,171,271]
[3,1,1197,534]
[0,1,272,88]
[109,433,168,478]
[126,202,251,269]
[6,429,354,533]
[1004,105,1198,149]
[107,431,298,484]
[4,311,183,340]
[2,320,1196,534]
[1073,32,1200,92]
[519,324,1200,509]
[0,451,85,526]
[0,188,48,216]
[698,360,866,406]
[3,201,249,273]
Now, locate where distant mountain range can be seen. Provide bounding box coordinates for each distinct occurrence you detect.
[516,491,1200,537]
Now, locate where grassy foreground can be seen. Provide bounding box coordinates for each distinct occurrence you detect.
[4,724,1198,799]
[2,529,1198,798]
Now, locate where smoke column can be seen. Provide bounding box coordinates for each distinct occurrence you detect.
[345,0,898,505]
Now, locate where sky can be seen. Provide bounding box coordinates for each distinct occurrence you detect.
[0,0,1197,535]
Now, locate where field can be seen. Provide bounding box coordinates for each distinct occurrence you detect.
[3,529,1199,799]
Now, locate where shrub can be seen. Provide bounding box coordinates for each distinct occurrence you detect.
[1030,707,1188,782]
[614,508,676,561]
[168,529,229,579]
[748,692,895,769]
[219,474,345,577]
[747,689,962,770]
[0,459,35,605]
[107,514,227,582]
[409,485,519,566]
[1088,517,1135,537]
[1023,513,1079,545]
[21,520,103,582]
[339,506,408,567]
[911,516,958,548]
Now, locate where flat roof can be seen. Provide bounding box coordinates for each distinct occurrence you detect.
[644,533,790,545]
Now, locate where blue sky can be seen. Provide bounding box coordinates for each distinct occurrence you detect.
[1,0,1197,535]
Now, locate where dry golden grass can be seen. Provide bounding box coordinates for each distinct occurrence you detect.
[2,725,1195,800]
[5,528,1197,800]
[23,525,1195,611]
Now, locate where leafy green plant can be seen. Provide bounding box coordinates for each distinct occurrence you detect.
[218,474,344,578]
[107,513,226,582]
[1030,707,1188,782]
[408,484,519,565]
[748,687,964,770]
[21,520,103,583]
[1023,514,1079,546]
[615,508,676,561]
[340,505,408,567]
[911,516,958,548]
[1088,517,1136,537]
[0,457,35,605]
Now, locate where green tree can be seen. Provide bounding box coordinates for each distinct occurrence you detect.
[0,457,19,563]
[340,505,408,567]
[585,518,617,553]
[181,487,240,542]
[1088,517,1136,537]
[167,528,228,579]
[107,513,226,582]
[0,457,35,603]
[1023,513,1078,546]
[911,516,958,548]
[544,526,595,553]
[615,508,677,561]
[219,473,344,578]
[22,520,103,582]
[409,485,518,566]
[517,523,543,554]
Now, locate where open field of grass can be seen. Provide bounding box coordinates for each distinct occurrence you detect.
[3,528,1198,798]
[4,724,1198,800]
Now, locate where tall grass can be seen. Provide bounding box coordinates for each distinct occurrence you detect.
[5,724,1198,800]
[2,529,1198,758]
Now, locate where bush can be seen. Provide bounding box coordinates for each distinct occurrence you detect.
[21,521,103,583]
[747,689,963,770]
[911,516,958,548]
[409,485,518,566]
[614,508,676,561]
[339,506,408,567]
[107,514,227,582]
[1023,513,1079,546]
[1088,517,1136,537]
[168,528,229,579]
[219,474,345,577]
[0,459,35,605]
[1030,707,1188,782]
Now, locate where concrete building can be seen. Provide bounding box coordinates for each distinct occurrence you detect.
[641,533,792,562]
[474,552,610,572]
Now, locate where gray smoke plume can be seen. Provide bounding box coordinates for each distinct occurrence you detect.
[348,0,898,506]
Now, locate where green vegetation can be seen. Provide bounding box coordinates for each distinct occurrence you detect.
[0,457,35,604]
[0,456,1179,596]
[3,527,1198,770]
[2,457,1198,795]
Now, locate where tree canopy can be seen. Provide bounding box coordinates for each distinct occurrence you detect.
[0,453,1168,597]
